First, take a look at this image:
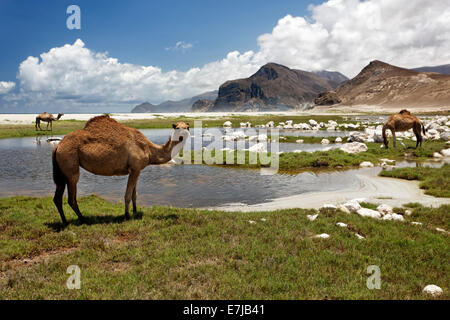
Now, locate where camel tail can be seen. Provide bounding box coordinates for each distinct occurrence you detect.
[422,122,426,136]
[52,146,66,186]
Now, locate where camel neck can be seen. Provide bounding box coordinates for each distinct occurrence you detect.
[146,138,182,165]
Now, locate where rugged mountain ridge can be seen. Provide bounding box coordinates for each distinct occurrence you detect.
[131,90,217,113]
[201,63,347,112]
[412,64,450,75]
[316,60,450,108]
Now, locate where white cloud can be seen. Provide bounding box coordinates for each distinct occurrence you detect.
[0,81,15,94]
[257,0,450,76]
[4,0,450,111]
[165,41,194,52]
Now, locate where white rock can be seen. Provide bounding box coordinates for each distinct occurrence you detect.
[320,204,337,211]
[340,142,368,154]
[260,218,266,222]
[423,285,443,297]
[357,208,382,219]
[433,152,443,158]
[355,233,365,240]
[405,210,413,216]
[383,213,404,221]
[436,227,448,234]
[337,204,351,214]
[296,139,304,144]
[223,121,232,128]
[335,137,343,143]
[359,161,374,168]
[309,119,318,127]
[380,158,395,164]
[336,222,347,227]
[342,201,361,213]
[377,204,393,215]
[411,222,422,225]
[314,233,330,239]
[307,214,318,221]
[441,149,450,157]
[248,143,267,153]
[321,138,330,145]
[248,220,256,224]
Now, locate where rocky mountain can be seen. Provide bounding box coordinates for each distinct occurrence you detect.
[315,60,450,108]
[412,64,450,75]
[200,63,346,112]
[312,70,349,88]
[131,90,217,113]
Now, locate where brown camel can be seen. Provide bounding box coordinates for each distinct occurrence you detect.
[52,115,190,225]
[382,109,426,148]
[35,112,64,131]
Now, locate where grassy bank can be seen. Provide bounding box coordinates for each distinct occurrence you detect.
[0,195,448,299]
[0,114,350,139]
[380,164,450,198]
[185,140,447,172]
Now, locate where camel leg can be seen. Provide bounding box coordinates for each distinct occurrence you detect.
[124,171,140,219]
[132,186,137,214]
[46,122,49,131]
[67,173,85,223]
[413,126,421,148]
[391,129,396,148]
[53,183,67,225]
[50,121,52,131]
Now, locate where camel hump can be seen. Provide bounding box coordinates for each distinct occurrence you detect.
[84,114,119,129]
[399,109,411,115]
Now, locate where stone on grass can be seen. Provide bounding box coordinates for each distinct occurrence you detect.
[337,204,351,214]
[314,233,330,239]
[296,139,304,144]
[321,138,330,145]
[335,137,342,143]
[320,204,337,211]
[223,121,232,128]
[433,152,443,158]
[423,285,443,297]
[405,210,413,216]
[248,220,256,224]
[441,149,450,157]
[377,204,393,215]
[357,208,382,219]
[342,201,361,213]
[340,142,368,154]
[336,222,347,228]
[411,222,422,225]
[355,233,365,240]
[382,213,405,221]
[359,161,374,168]
[307,214,318,221]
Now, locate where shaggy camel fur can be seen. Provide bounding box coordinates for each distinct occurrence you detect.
[52,115,189,225]
[35,112,64,131]
[382,109,426,148]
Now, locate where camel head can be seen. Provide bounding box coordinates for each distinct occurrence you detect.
[399,109,411,115]
[171,121,190,143]
[57,113,64,120]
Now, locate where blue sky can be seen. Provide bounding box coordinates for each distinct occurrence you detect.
[0,0,322,81]
[0,0,449,113]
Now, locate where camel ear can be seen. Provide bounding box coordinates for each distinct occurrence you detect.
[172,124,177,129]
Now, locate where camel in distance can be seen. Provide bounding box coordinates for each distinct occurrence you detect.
[35,112,64,131]
[382,109,426,148]
[52,115,190,225]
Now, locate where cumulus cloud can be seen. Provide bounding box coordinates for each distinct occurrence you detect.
[4,0,450,111]
[16,39,260,107]
[257,0,450,76]
[0,81,15,94]
[165,41,194,52]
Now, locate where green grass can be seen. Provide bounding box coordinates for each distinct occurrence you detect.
[0,195,448,299]
[0,115,351,139]
[380,164,450,198]
[184,140,447,173]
